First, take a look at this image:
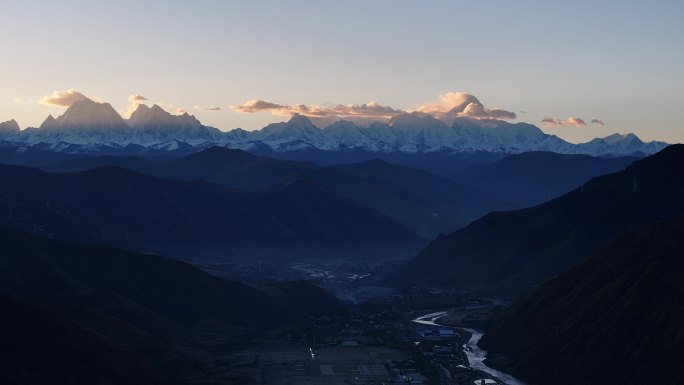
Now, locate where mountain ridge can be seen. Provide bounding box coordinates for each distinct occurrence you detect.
[0,162,421,260]
[478,215,684,385]
[449,151,639,207]
[399,144,684,294]
[46,146,520,237]
[0,103,668,157]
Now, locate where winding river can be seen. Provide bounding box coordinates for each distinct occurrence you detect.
[413,312,528,385]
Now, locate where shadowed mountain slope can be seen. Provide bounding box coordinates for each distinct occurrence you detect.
[49,147,513,236]
[479,216,684,385]
[0,226,278,383]
[401,144,684,294]
[0,226,347,384]
[0,291,169,385]
[335,158,516,227]
[450,151,638,207]
[0,163,420,260]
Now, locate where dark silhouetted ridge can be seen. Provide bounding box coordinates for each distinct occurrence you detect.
[0,163,419,260]
[479,215,684,385]
[401,144,684,294]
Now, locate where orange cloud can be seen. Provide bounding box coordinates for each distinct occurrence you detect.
[230,92,513,123]
[294,101,402,118]
[230,99,291,114]
[542,116,587,127]
[415,92,516,121]
[39,89,91,107]
[231,99,401,119]
[564,117,587,126]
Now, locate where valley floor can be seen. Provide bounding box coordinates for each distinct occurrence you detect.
[227,341,405,385]
[222,295,522,385]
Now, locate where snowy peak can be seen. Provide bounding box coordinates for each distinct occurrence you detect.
[574,133,666,156]
[13,101,131,149]
[0,119,20,133]
[322,120,375,149]
[128,103,151,122]
[54,99,128,129]
[288,113,318,127]
[0,103,668,157]
[603,133,641,145]
[389,112,447,130]
[128,104,202,129]
[259,113,327,148]
[9,101,221,148]
[241,115,666,156]
[177,112,202,128]
[323,120,366,137]
[446,94,483,114]
[39,115,57,129]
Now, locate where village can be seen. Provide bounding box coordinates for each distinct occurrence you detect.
[220,284,506,385]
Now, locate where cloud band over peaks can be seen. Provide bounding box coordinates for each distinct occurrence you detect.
[231,99,290,114]
[230,92,516,124]
[543,116,605,128]
[230,99,403,119]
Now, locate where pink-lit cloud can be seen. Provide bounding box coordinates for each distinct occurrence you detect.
[415,92,517,122]
[39,89,91,107]
[542,116,588,127]
[560,117,587,127]
[230,92,515,124]
[231,99,402,119]
[231,99,290,114]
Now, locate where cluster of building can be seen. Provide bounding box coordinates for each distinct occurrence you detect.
[388,359,428,384]
[406,324,501,385]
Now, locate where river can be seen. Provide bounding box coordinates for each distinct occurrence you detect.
[413,312,529,385]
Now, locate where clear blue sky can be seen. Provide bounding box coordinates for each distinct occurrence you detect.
[2,0,683,143]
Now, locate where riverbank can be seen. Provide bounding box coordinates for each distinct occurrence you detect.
[459,326,529,385]
[412,311,529,385]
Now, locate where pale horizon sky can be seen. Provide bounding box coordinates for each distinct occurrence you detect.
[2,1,683,144]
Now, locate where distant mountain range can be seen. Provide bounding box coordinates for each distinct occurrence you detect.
[449,151,639,207]
[0,162,420,260]
[479,215,684,385]
[400,144,684,294]
[0,99,668,156]
[47,147,516,237]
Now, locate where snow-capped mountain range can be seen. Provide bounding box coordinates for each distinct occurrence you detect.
[0,99,669,156]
